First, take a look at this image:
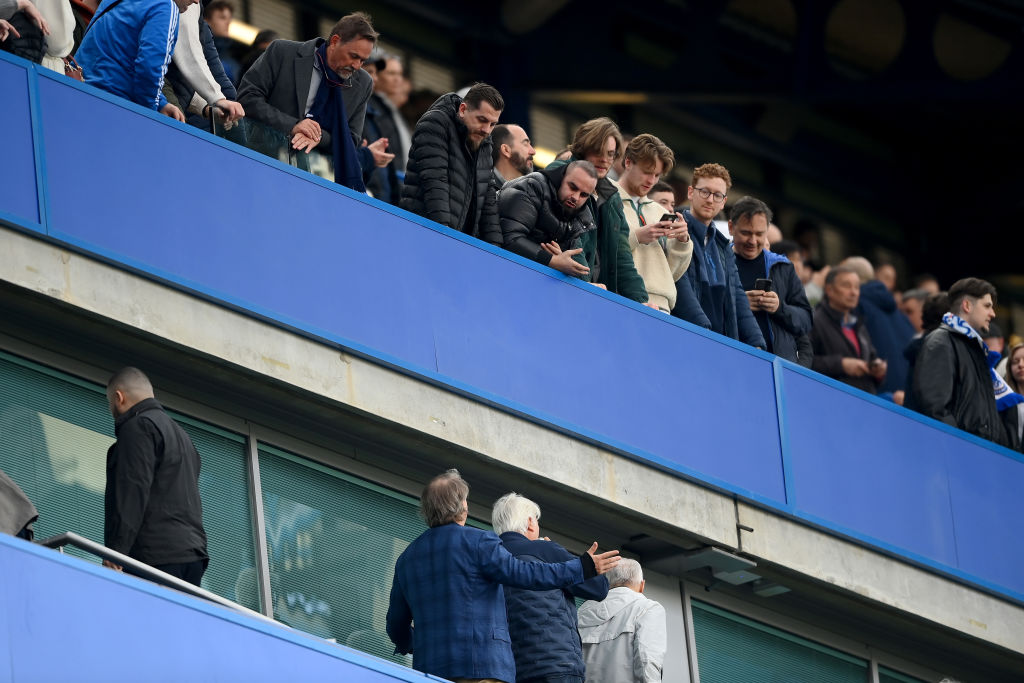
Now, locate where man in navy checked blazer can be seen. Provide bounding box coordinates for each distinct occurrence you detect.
[386,470,620,683]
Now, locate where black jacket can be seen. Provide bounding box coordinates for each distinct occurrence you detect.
[400,93,500,244]
[756,250,812,364]
[811,302,881,394]
[105,398,208,566]
[500,532,609,682]
[911,328,1008,446]
[498,164,596,272]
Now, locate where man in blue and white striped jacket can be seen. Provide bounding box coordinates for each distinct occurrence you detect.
[76,0,197,121]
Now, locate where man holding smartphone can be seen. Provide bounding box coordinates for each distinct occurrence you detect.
[728,196,812,364]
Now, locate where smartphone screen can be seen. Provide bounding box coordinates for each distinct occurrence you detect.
[660,213,677,223]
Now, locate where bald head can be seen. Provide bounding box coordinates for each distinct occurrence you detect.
[839,256,875,284]
[106,366,154,417]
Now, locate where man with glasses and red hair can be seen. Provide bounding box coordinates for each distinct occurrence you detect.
[672,163,765,349]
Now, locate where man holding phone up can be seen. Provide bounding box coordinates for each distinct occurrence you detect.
[728,196,812,363]
[615,134,692,313]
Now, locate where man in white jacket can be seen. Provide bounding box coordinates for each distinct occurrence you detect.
[578,558,667,682]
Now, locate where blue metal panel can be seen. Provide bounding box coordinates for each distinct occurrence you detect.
[0,57,40,228]
[0,533,431,682]
[782,367,959,566]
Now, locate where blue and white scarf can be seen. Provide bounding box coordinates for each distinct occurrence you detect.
[942,312,1024,412]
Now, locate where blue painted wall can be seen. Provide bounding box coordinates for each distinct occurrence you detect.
[0,533,431,682]
[0,53,1020,604]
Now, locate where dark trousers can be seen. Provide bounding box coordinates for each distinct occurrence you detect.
[127,558,208,587]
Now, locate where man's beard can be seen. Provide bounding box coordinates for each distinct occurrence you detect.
[467,134,483,151]
[510,151,532,176]
[556,201,583,220]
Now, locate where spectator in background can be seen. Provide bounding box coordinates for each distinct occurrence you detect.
[385,469,620,683]
[165,4,245,129]
[493,493,609,683]
[202,0,241,85]
[648,181,674,213]
[771,239,814,367]
[911,278,1010,447]
[236,29,276,83]
[103,367,209,586]
[900,288,929,336]
[674,163,766,349]
[491,123,535,188]
[401,82,503,243]
[811,265,887,394]
[376,55,412,172]
[766,223,784,246]
[903,291,948,412]
[615,134,692,313]
[607,132,633,181]
[578,558,666,683]
[913,273,941,295]
[984,319,1006,358]
[362,55,402,204]
[75,0,195,121]
[841,256,914,401]
[876,262,898,296]
[550,118,649,305]
[0,468,38,541]
[730,197,812,365]
[498,160,597,279]
[239,13,391,191]
[1002,343,1024,451]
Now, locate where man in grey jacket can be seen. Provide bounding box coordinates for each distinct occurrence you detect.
[578,558,666,682]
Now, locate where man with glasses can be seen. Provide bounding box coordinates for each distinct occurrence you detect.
[673,163,765,349]
[238,12,392,190]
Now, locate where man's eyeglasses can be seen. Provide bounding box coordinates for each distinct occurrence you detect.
[693,187,727,203]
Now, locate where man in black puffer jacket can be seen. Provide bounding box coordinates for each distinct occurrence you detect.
[498,160,598,279]
[493,493,609,683]
[401,83,503,244]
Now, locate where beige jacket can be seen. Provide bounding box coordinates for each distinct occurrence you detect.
[616,181,692,312]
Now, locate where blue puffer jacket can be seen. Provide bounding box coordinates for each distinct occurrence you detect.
[500,532,609,682]
[672,210,765,349]
[858,279,915,393]
[76,0,180,111]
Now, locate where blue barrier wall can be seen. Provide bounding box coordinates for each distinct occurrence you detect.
[0,52,1020,604]
[0,533,428,682]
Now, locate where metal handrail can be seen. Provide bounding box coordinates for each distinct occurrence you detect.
[36,532,278,627]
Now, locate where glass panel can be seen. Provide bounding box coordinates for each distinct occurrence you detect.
[0,352,257,608]
[257,444,423,665]
[691,600,869,683]
[212,114,335,182]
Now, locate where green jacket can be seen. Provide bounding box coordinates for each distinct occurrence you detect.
[547,159,648,303]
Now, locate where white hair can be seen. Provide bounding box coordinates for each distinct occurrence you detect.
[606,558,643,589]
[491,492,540,535]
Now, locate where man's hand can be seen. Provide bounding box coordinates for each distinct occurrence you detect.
[0,19,20,40]
[664,212,689,242]
[869,358,887,381]
[635,221,670,245]
[643,302,663,312]
[841,357,869,377]
[744,289,763,312]
[586,542,620,575]
[758,290,780,313]
[212,99,245,123]
[159,103,185,122]
[543,242,589,277]
[17,0,48,35]
[364,137,395,168]
[591,282,607,290]
[291,132,318,153]
[102,559,123,572]
[291,118,321,143]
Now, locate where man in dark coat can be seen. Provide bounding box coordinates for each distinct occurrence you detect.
[911,278,1009,446]
[492,493,609,683]
[728,196,812,364]
[400,83,504,244]
[673,163,765,349]
[498,160,598,279]
[810,266,887,394]
[104,367,208,586]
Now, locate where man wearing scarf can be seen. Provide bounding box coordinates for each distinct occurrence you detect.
[912,277,1013,447]
[238,12,392,191]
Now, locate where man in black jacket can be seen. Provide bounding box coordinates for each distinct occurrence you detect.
[492,493,609,683]
[729,197,812,365]
[104,367,208,586]
[400,83,504,244]
[498,160,598,278]
[912,278,1009,446]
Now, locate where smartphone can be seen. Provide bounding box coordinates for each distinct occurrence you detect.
[754,278,773,291]
[660,213,677,223]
